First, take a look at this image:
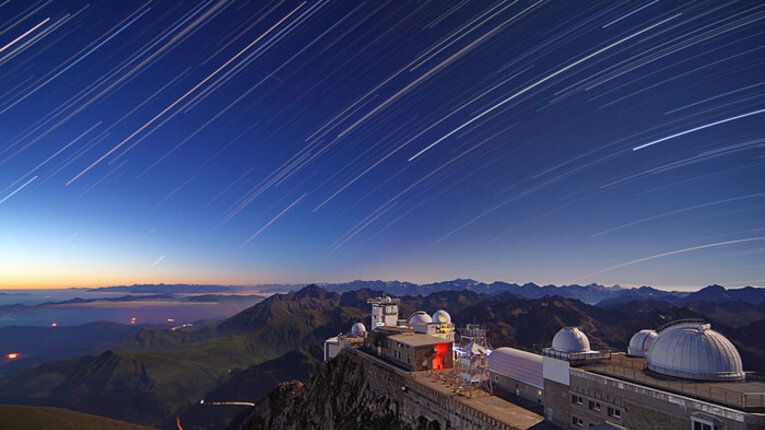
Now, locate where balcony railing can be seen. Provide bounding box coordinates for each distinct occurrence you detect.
[584,360,765,411]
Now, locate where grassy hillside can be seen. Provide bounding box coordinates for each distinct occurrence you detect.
[0,286,367,427]
[0,405,155,430]
[169,346,323,430]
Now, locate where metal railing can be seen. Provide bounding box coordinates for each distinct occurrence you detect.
[542,348,612,362]
[585,359,765,411]
[656,318,706,333]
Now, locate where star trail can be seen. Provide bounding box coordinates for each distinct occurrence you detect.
[0,0,763,289]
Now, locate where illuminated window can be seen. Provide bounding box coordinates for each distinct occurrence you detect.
[588,400,601,411]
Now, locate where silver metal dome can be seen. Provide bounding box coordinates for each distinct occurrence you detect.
[627,329,658,357]
[646,323,744,381]
[432,309,451,324]
[551,327,591,353]
[351,322,366,337]
[408,310,433,326]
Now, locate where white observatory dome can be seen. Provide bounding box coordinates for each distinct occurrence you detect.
[432,310,451,324]
[551,327,591,353]
[627,329,658,357]
[408,310,433,326]
[646,323,744,381]
[351,322,366,337]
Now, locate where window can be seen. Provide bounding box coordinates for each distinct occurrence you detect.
[494,375,499,382]
[588,400,601,411]
[607,407,621,419]
[692,418,716,430]
[571,416,584,428]
[571,394,583,405]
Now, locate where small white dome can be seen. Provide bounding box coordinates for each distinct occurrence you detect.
[552,327,591,353]
[432,310,451,324]
[627,329,658,357]
[408,311,433,326]
[351,322,366,337]
[646,323,744,381]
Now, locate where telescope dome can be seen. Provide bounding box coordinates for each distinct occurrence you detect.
[646,323,744,381]
[351,322,366,337]
[627,329,658,357]
[432,310,451,324]
[408,311,432,326]
[551,327,591,353]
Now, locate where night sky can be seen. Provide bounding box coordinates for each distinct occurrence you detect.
[1,0,763,289]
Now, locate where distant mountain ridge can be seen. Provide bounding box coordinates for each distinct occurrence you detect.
[315,280,765,306]
[81,280,765,306]
[85,283,241,293]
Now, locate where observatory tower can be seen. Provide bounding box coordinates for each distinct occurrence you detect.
[367,296,400,328]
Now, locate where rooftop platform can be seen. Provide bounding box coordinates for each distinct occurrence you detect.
[389,333,450,347]
[347,347,558,429]
[580,353,765,412]
[411,370,558,430]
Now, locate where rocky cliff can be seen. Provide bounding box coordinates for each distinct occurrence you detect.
[238,351,438,430]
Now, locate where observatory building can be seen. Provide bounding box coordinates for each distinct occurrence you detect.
[323,297,455,371]
[489,347,544,404]
[539,321,765,430]
[325,298,764,429]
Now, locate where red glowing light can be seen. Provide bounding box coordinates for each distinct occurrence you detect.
[431,343,449,370]
[6,353,19,360]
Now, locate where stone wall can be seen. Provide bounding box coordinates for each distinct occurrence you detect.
[242,347,527,430]
[348,348,519,430]
[543,379,570,428]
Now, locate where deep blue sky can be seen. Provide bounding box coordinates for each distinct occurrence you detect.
[0,0,763,289]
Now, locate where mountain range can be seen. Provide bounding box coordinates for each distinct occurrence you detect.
[1,283,763,429]
[82,280,765,307]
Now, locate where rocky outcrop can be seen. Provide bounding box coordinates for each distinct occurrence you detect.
[239,351,437,430]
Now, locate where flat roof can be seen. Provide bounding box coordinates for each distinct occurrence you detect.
[580,353,765,412]
[389,333,450,347]
[411,371,557,430]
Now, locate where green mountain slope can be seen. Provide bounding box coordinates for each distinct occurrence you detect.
[0,405,155,430]
[0,286,367,427]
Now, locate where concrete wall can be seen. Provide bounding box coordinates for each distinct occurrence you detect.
[345,348,520,430]
[545,368,765,430]
[542,356,569,386]
[543,379,571,428]
[491,371,542,405]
